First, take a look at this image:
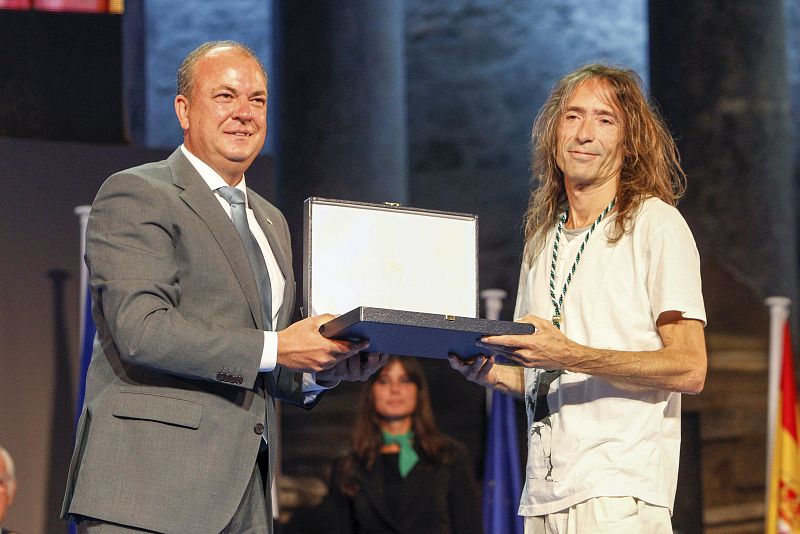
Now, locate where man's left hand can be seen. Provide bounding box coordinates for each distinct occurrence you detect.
[315,352,388,387]
[478,314,576,370]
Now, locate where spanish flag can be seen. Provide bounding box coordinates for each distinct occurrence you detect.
[767,320,800,533]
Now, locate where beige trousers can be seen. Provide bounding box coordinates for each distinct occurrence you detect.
[524,496,672,534]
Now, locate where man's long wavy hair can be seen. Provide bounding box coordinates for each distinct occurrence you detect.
[523,64,686,262]
[336,357,457,496]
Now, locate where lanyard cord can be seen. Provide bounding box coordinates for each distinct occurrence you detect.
[548,198,616,329]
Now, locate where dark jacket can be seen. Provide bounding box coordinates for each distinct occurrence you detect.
[327,443,483,534]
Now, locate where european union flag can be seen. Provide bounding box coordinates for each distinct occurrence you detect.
[68,285,94,534]
[70,207,96,534]
[483,389,523,534]
[75,283,95,425]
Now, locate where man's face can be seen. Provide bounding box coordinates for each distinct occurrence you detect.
[556,79,623,189]
[0,455,14,524]
[175,47,267,184]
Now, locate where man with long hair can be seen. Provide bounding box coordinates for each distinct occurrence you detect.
[450,64,707,533]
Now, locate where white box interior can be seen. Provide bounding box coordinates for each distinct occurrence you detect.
[307,200,478,318]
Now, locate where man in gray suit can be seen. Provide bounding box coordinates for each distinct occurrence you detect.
[62,41,384,533]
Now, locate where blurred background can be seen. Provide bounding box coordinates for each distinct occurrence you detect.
[1,0,799,532]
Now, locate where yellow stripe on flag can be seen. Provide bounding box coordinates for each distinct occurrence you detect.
[768,322,800,533]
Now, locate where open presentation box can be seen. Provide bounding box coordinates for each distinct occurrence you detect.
[303,197,532,360]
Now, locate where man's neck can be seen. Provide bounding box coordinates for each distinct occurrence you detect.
[181,145,245,188]
[564,177,618,229]
[219,169,245,187]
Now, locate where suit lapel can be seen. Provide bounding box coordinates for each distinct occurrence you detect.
[168,149,265,330]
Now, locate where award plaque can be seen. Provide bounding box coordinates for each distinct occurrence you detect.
[304,197,531,359]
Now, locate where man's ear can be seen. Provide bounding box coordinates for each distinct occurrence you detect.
[175,95,190,130]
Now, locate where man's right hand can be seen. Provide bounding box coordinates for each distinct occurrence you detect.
[448,354,525,396]
[447,354,499,389]
[276,314,369,373]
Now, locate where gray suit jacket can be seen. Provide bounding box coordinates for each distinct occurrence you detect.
[62,149,312,533]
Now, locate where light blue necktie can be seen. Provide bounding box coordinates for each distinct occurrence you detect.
[216,186,273,330]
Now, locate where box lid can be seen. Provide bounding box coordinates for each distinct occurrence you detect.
[303,197,478,318]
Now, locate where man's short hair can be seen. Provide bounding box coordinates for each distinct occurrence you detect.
[176,40,267,98]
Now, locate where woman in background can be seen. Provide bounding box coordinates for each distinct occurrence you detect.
[329,356,483,534]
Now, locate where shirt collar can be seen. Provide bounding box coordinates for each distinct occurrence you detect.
[180,144,248,205]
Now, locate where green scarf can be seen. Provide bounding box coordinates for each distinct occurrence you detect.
[381,430,419,478]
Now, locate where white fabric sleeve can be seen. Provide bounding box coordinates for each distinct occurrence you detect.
[258,332,331,403]
[258,331,278,372]
[302,373,336,404]
[644,211,707,326]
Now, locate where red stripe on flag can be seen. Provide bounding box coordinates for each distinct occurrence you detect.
[32,0,107,12]
[0,0,32,8]
[781,322,797,439]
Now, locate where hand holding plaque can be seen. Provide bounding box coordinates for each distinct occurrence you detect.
[304,198,532,360]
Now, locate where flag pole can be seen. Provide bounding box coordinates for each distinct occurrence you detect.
[480,289,507,416]
[479,288,524,534]
[765,295,791,510]
[74,205,91,355]
[71,205,91,534]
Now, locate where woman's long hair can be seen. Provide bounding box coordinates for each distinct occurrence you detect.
[523,64,686,261]
[337,357,457,495]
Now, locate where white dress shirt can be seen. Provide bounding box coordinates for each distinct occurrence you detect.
[180,146,332,398]
[180,145,283,371]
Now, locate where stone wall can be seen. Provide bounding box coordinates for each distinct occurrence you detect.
[125,0,273,150]
[406,0,648,310]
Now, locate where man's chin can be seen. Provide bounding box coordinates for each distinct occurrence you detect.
[222,148,260,164]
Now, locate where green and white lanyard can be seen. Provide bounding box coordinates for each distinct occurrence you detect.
[549,198,616,329]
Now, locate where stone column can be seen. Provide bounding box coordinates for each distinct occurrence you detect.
[272,0,408,236]
[650,0,798,332]
[405,0,648,303]
[122,0,273,149]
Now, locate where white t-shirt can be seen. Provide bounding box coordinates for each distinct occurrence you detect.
[515,197,706,517]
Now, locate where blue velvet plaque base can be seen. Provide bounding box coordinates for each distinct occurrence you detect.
[319,306,534,360]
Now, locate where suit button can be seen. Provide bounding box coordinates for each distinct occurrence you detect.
[254,423,264,435]
[236,377,243,384]
[216,373,224,381]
